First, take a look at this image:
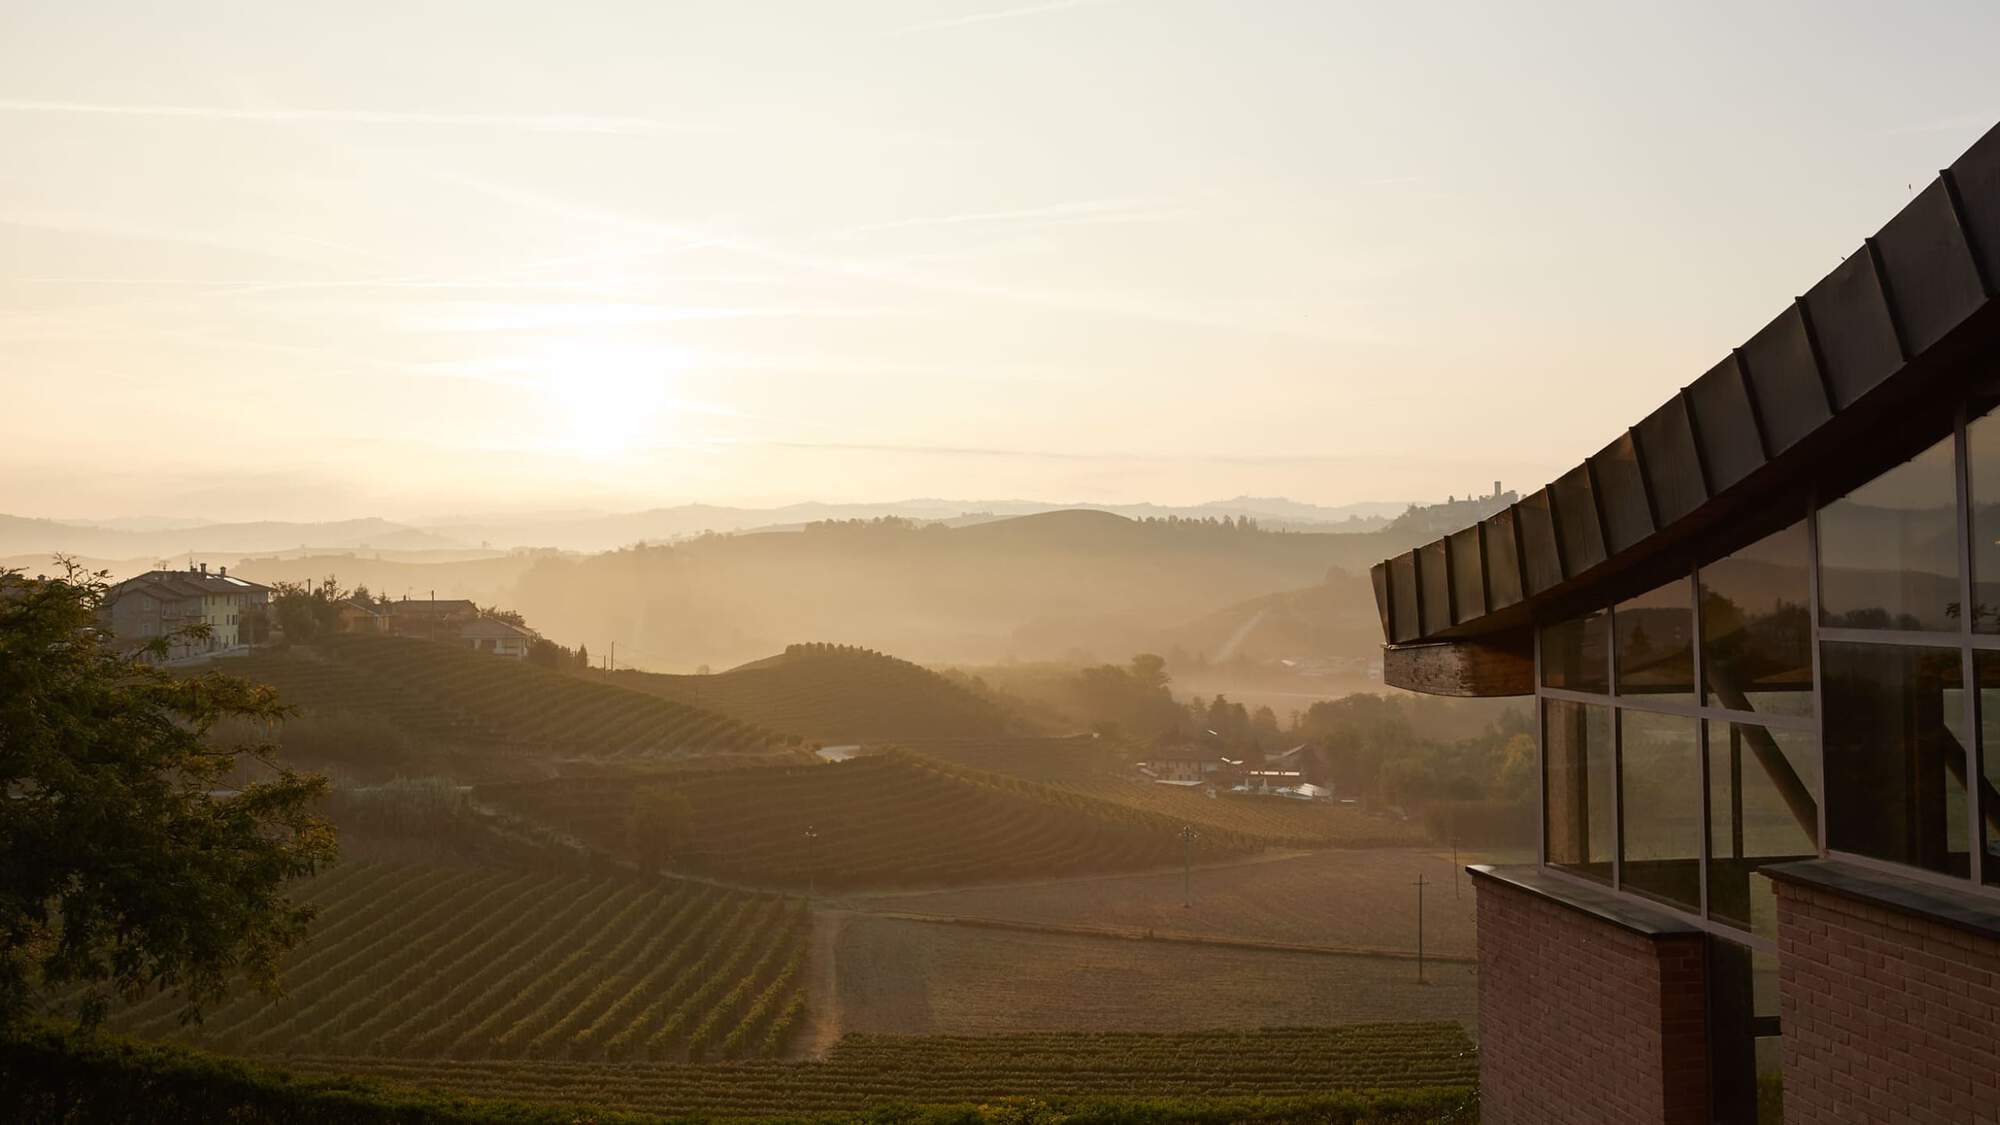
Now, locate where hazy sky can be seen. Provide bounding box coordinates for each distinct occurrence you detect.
[3,1,1997,522]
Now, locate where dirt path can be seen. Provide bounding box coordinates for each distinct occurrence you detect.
[795,907,847,1059]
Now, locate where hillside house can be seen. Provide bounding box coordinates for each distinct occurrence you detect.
[459,615,534,659]
[1372,121,2000,1123]
[104,564,269,660]
[334,598,389,634]
[1141,753,1220,785]
[386,597,478,639]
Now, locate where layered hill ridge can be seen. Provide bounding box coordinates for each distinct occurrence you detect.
[601,642,1023,743]
[208,634,785,759]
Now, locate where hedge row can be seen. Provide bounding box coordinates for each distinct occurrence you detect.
[1,1023,1478,1124]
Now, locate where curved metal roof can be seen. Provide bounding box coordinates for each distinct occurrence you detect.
[1374,120,2000,646]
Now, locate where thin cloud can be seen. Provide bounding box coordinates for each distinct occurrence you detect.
[0,98,716,136]
[821,198,1182,240]
[884,0,1118,35]
[448,175,1347,341]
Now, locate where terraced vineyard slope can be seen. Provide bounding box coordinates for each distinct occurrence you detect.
[208,634,784,758]
[477,751,1262,889]
[275,1024,1477,1115]
[97,863,808,1063]
[1054,776,1427,847]
[600,643,1021,743]
[902,738,1426,847]
[897,735,1131,781]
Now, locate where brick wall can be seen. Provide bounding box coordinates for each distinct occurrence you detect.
[1775,878,2000,1123]
[1474,872,1711,1124]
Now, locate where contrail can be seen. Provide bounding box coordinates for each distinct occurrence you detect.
[0,99,713,136]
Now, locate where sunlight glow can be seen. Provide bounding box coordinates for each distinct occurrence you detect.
[535,336,684,462]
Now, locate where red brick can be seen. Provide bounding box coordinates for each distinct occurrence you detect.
[1777,881,2000,1124]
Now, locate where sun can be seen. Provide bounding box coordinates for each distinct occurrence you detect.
[536,337,682,462]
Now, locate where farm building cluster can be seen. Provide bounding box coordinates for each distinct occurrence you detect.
[101,565,536,662]
[1140,744,1334,801]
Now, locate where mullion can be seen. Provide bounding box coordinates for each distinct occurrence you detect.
[1955,405,1982,886]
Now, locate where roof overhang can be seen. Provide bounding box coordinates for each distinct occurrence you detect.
[1376,119,2000,695]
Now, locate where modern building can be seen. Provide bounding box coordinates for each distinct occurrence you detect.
[1373,123,2000,1123]
[104,564,270,659]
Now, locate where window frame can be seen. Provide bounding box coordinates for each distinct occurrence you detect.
[1535,399,2000,932]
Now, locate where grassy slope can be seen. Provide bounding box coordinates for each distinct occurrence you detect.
[206,634,785,758]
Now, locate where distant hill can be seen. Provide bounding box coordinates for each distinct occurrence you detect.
[206,634,787,763]
[5,495,1424,561]
[510,509,1430,668]
[0,514,462,558]
[1159,572,1385,664]
[601,642,1024,743]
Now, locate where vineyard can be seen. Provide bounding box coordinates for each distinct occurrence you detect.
[899,735,1133,781]
[602,643,1021,743]
[1054,776,1427,848]
[273,1024,1477,1115]
[476,752,1264,890]
[94,863,808,1063]
[208,634,784,758]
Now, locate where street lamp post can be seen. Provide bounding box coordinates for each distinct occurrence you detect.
[1414,872,1428,983]
[1178,825,1199,908]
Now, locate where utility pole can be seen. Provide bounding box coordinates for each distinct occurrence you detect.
[609,641,615,673]
[1415,873,1428,983]
[1178,825,1199,908]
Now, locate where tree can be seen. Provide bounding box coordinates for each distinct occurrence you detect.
[267,577,347,642]
[575,643,591,670]
[0,564,336,1029]
[477,605,526,627]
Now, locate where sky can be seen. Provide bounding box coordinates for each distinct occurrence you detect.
[2,0,1997,523]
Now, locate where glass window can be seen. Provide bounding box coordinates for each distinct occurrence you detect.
[1700,520,1812,719]
[1616,576,1693,703]
[1618,711,1701,910]
[1707,721,1819,941]
[1709,937,1783,1124]
[1822,642,1970,877]
[1817,432,1959,633]
[1968,403,2000,632]
[1540,610,1608,693]
[1544,699,1614,882]
[1977,652,2000,887]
